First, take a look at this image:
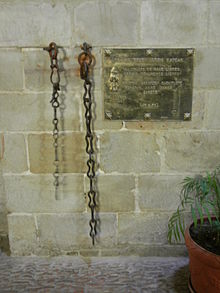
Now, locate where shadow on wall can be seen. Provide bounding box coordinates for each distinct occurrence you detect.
[90,54,101,244]
[56,46,68,200]
[37,46,101,244]
[38,47,69,200]
[0,136,10,255]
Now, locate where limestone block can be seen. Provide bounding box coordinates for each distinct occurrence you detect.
[74,1,139,45]
[79,249,100,257]
[204,90,220,129]
[4,174,85,213]
[100,245,187,257]
[86,174,135,212]
[118,212,170,245]
[0,1,71,46]
[0,233,10,255]
[100,131,160,173]
[0,49,23,91]
[36,213,117,250]
[138,175,184,211]
[23,47,100,95]
[194,48,220,89]
[28,132,87,174]
[0,186,7,234]
[209,1,220,45]
[163,131,220,172]
[23,49,51,92]
[0,92,81,131]
[24,48,79,92]
[1,134,28,173]
[0,212,8,235]
[0,167,7,234]
[140,0,208,46]
[8,214,37,256]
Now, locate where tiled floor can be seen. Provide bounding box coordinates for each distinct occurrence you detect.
[0,252,189,292]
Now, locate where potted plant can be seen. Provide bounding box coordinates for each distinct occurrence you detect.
[168,167,220,293]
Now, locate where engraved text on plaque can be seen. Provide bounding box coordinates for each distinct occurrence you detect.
[103,48,194,121]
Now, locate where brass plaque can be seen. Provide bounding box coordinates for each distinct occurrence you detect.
[103,48,194,121]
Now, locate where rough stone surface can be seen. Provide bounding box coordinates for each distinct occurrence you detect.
[0,255,189,292]
[0,165,7,235]
[23,48,86,92]
[24,49,51,91]
[0,212,7,235]
[140,0,208,46]
[138,175,183,211]
[1,0,219,258]
[0,1,71,46]
[8,214,37,256]
[0,49,23,91]
[118,213,170,245]
[28,132,87,173]
[74,1,139,46]
[4,174,85,213]
[1,134,28,173]
[194,48,220,89]
[0,92,81,131]
[100,245,187,258]
[100,131,160,173]
[163,131,220,172]
[87,174,135,212]
[36,213,117,253]
[204,90,220,129]
[0,235,10,255]
[209,1,220,45]
[0,150,8,250]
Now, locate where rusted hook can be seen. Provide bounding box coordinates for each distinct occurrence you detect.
[43,42,58,60]
[78,42,93,81]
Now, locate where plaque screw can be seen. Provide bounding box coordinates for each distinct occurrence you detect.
[144,113,151,120]
[184,112,191,120]
[104,49,112,57]
[105,111,113,120]
[187,49,194,56]
[146,49,153,56]
[171,109,177,116]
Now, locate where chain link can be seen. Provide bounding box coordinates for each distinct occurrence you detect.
[78,43,97,245]
[44,42,60,196]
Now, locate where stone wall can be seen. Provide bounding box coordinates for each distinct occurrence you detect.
[0,0,220,256]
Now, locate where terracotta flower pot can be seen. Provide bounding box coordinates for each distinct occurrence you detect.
[185,223,220,293]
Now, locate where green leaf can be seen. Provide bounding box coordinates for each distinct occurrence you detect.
[175,222,180,241]
[167,229,172,243]
[203,204,212,224]
[173,226,178,242]
[178,215,185,237]
[202,180,207,195]
[191,205,198,227]
[206,201,219,223]
[195,199,204,224]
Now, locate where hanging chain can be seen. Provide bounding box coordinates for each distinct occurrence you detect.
[78,43,97,245]
[43,42,60,196]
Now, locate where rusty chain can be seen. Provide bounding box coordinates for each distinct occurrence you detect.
[43,42,60,197]
[78,43,97,245]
